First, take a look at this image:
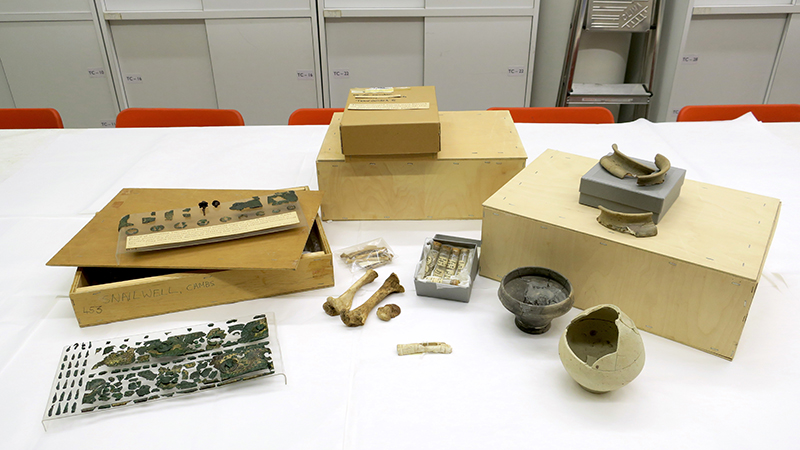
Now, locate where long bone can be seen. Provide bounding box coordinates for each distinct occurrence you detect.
[341,273,404,327]
[322,269,378,316]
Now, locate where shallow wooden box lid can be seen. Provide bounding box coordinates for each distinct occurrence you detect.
[48,188,323,271]
[483,149,781,282]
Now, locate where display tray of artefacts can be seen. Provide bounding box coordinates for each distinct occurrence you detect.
[47,188,333,327]
[481,149,781,360]
[117,191,305,253]
[48,187,323,270]
[42,313,283,428]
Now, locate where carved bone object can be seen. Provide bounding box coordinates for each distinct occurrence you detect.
[323,269,378,316]
[341,273,404,327]
[397,342,452,356]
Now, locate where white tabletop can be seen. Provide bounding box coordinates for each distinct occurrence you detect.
[1,114,798,449]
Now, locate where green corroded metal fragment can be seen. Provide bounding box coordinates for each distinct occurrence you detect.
[103,346,114,355]
[142,217,155,224]
[230,196,262,211]
[165,210,174,221]
[155,368,180,389]
[135,354,150,363]
[211,345,273,381]
[267,190,298,206]
[175,381,197,390]
[92,348,135,370]
[239,318,269,343]
[136,385,151,397]
[118,215,133,231]
[138,370,157,381]
[137,332,205,357]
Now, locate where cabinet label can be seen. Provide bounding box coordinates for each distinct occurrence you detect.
[681,54,699,65]
[297,70,315,80]
[88,67,106,78]
[508,66,525,77]
[124,74,143,83]
[332,69,350,79]
[100,120,116,128]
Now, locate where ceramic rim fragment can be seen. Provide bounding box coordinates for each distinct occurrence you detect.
[596,205,657,237]
[599,144,671,186]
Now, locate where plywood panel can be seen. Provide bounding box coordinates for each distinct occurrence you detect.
[768,14,800,104]
[206,18,319,125]
[0,21,118,128]
[111,21,218,109]
[668,15,784,112]
[424,16,532,110]
[325,18,424,107]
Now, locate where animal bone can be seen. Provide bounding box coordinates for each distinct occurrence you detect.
[597,205,657,237]
[377,304,401,321]
[397,342,452,356]
[341,273,405,327]
[322,269,378,316]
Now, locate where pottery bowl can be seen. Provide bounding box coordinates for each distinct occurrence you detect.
[498,266,574,334]
[558,304,645,393]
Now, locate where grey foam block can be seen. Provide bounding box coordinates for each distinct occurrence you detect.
[579,158,686,224]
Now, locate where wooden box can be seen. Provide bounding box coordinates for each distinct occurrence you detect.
[481,150,781,360]
[317,110,527,220]
[340,86,440,156]
[49,188,333,326]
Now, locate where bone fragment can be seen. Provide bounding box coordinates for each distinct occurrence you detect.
[443,247,461,279]
[341,273,405,327]
[597,205,657,237]
[397,342,452,356]
[423,241,442,277]
[377,304,401,321]
[341,246,393,266]
[323,269,379,316]
[426,245,452,283]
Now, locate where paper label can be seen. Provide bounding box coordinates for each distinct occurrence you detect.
[347,102,430,110]
[126,211,299,251]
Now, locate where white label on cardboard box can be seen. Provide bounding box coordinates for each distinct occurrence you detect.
[347,102,430,110]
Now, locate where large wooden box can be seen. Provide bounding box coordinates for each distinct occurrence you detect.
[49,188,333,326]
[317,111,527,220]
[481,150,781,360]
[68,217,333,327]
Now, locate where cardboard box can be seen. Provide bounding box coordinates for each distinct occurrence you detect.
[317,110,527,220]
[414,234,481,303]
[579,159,686,224]
[340,86,440,156]
[68,217,333,327]
[48,188,333,326]
[481,149,781,360]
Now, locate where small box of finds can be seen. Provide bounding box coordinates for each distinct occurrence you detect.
[414,234,481,303]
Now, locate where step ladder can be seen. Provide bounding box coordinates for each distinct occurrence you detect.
[557,0,664,121]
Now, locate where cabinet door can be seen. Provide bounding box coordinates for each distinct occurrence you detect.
[111,21,218,109]
[206,18,319,125]
[768,15,800,104]
[0,21,118,127]
[668,16,784,112]
[424,16,532,110]
[0,0,88,13]
[103,0,202,11]
[325,18,424,107]
[323,0,424,7]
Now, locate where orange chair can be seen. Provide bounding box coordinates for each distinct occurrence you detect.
[0,108,64,129]
[116,108,245,128]
[487,106,615,124]
[676,104,800,123]
[288,108,344,125]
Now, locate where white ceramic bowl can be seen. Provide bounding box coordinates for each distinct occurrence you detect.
[558,304,645,393]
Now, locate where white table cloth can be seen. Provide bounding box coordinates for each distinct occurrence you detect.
[0,114,797,449]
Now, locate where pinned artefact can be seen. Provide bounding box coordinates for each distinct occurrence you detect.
[558,304,645,393]
[600,144,670,186]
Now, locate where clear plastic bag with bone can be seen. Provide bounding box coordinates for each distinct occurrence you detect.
[337,238,395,272]
[415,238,475,287]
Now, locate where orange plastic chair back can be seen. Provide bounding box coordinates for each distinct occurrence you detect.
[288,108,345,125]
[676,104,800,123]
[487,106,615,124]
[116,108,245,128]
[0,108,64,129]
